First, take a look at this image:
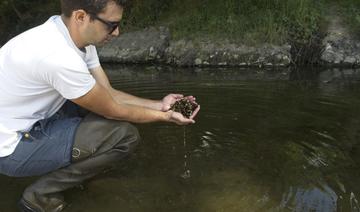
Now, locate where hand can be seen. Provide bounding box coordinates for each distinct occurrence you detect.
[166,102,200,125]
[167,111,196,125]
[189,104,200,119]
[161,93,184,111]
[182,95,199,120]
[161,94,199,112]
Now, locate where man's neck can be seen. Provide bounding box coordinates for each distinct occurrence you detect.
[61,15,86,49]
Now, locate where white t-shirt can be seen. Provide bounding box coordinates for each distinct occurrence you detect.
[0,15,100,157]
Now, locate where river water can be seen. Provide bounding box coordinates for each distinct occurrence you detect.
[1,66,360,212]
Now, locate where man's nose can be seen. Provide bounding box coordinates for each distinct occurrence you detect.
[111,27,120,37]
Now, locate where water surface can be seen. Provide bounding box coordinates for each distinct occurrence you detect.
[1,66,360,212]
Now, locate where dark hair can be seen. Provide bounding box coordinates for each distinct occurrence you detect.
[60,0,127,18]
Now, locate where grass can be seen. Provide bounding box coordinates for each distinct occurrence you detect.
[124,0,325,45]
[331,0,360,38]
[123,0,360,65]
[1,0,360,46]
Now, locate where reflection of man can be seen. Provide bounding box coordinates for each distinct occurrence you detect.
[0,0,199,211]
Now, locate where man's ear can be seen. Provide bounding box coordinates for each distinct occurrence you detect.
[72,9,88,25]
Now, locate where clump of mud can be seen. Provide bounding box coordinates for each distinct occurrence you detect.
[170,98,198,118]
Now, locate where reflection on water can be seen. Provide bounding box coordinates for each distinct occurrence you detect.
[281,185,338,212]
[1,66,360,211]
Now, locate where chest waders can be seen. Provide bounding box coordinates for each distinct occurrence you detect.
[18,113,140,212]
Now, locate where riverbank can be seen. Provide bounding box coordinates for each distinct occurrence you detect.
[98,27,291,67]
[98,0,360,67]
[98,22,360,68]
[320,5,360,67]
[1,0,359,68]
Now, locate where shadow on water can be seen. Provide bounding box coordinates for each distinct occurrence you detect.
[2,66,360,212]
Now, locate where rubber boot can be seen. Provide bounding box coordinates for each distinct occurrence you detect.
[18,113,140,212]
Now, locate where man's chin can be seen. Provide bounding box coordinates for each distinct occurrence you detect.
[94,43,105,47]
[94,38,111,47]
[94,41,107,47]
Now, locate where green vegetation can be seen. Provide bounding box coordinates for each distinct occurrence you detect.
[125,0,325,45]
[0,0,60,44]
[0,0,359,46]
[333,0,360,38]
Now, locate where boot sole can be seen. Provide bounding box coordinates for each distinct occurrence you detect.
[18,198,39,212]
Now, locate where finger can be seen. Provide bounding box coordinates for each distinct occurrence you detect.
[164,105,171,111]
[185,118,195,124]
[184,95,195,100]
[186,96,197,103]
[173,112,195,125]
[178,119,195,125]
[171,94,184,99]
[189,105,200,119]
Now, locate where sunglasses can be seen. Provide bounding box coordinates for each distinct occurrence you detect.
[91,14,120,34]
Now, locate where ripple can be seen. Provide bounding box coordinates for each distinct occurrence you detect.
[107,66,360,211]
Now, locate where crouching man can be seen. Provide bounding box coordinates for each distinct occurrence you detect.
[0,0,200,211]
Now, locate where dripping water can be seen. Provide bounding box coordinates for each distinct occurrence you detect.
[181,126,191,179]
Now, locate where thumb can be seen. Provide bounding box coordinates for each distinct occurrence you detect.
[164,105,171,111]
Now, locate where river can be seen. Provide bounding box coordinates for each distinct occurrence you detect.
[1,66,360,212]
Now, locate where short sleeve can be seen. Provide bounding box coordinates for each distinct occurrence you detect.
[37,51,96,99]
[85,45,100,70]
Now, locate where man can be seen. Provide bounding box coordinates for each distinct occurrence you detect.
[0,0,200,211]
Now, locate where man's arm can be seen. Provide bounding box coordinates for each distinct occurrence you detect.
[90,66,165,111]
[71,82,195,125]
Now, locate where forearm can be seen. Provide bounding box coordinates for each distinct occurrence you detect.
[72,83,171,123]
[91,66,163,111]
[106,102,170,123]
[73,83,196,125]
[110,88,163,111]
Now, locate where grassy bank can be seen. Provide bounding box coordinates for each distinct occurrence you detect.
[125,0,325,45]
[0,0,359,45]
[333,0,360,38]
